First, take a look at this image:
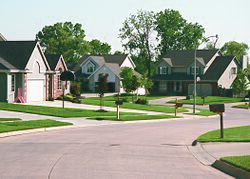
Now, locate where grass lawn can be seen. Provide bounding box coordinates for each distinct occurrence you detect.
[232,104,250,109]
[83,99,188,113]
[0,118,22,122]
[221,155,250,172]
[197,125,250,142]
[88,114,177,121]
[0,102,136,118]
[0,119,72,133]
[88,94,167,102]
[191,108,216,116]
[168,96,243,105]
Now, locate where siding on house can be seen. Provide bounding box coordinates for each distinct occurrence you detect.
[0,73,7,102]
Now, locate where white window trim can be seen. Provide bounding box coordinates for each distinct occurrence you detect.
[57,75,62,90]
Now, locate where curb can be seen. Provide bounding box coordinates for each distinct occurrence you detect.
[0,125,76,138]
[212,160,250,179]
[190,141,250,178]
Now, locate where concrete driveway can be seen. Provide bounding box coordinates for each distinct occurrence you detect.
[0,106,249,178]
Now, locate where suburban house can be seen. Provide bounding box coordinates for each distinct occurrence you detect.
[73,54,144,94]
[45,54,69,100]
[0,41,68,103]
[151,50,248,96]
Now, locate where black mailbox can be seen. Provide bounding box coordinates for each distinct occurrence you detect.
[176,102,183,108]
[209,104,225,113]
[201,96,207,99]
[60,71,75,81]
[115,100,123,105]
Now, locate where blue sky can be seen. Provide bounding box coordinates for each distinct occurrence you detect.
[1,0,249,52]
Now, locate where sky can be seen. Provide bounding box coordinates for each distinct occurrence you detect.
[1,0,250,52]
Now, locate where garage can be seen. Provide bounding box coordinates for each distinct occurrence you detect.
[188,84,212,96]
[26,79,45,102]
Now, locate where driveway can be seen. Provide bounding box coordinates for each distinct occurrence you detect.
[0,107,249,178]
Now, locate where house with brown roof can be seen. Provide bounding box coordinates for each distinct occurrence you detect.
[0,41,68,103]
[151,50,248,96]
[73,54,143,93]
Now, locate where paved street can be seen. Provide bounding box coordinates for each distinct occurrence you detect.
[0,106,249,178]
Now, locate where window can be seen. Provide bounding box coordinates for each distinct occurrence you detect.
[86,62,95,73]
[57,75,62,90]
[159,66,168,75]
[231,67,237,75]
[191,66,199,75]
[11,74,15,92]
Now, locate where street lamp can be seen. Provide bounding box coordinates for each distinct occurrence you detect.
[193,34,219,114]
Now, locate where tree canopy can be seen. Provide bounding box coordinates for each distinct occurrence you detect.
[156,9,205,56]
[36,22,112,64]
[36,22,90,64]
[119,10,156,77]
[221,41,249,60]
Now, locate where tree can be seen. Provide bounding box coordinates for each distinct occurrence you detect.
[36,22,90,64]
[140,74,153,95]
[232,70,249,97]
[155,9,205,56]
[96,73,109,111]
[89,39,111,54]
[221,41,249,60]
[119,10,156,77]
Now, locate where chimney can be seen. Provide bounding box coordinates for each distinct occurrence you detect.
[240,55,248,70]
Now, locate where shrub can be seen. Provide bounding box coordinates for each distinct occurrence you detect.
[135,98,148,105]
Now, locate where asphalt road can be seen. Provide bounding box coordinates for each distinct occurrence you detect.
[0,107,249,179]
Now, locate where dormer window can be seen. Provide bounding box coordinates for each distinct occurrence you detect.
[159,66,168,75]
[86,62,95,74]
[191,66,199,75]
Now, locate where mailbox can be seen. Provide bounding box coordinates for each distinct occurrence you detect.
[60,71,75,81]
[175,102,183,108]
[115,100,123,105]
[201,96,207,99]
[209,104,225,113]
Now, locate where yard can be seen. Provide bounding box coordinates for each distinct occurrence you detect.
[197,125,250,142]
[221,155,250,172]
[168,96,243,105]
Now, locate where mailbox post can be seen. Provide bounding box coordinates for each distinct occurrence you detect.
[201,96,207,105]
[209,104,225,138]
[115,93,123,120]
[175,99,183,116]
[60,71,75,108]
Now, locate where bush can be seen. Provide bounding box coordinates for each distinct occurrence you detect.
[135,98,148,105]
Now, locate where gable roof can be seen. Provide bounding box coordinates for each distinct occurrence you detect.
[162,49,219,67]
[45,54,61,70]
[202,56,236,81]
[0,41,37,70]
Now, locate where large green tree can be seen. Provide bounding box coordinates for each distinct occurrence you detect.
[156,9,205,56]
[36,22,90,64]
[119,10,156,77]
[89,39,111,55]
[221,41,249,60]
[232,70,249,97]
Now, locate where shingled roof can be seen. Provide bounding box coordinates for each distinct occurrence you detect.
[202,56,236,81]
[45,54,61,70]
[0,41,37,70]
[162,49,219,67]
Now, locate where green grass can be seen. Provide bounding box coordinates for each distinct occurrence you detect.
[221,155,250,172]
[168,96,243,105]
[83,99,188,113]
[232,104,250,109]
[88,114,177,121]
[0,119,72,133]
[192,108,216,116]
[0,102,136,118]
[0,118,22,122]
[197,125,250,142]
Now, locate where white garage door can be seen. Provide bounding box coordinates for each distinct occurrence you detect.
[27,79,45,102]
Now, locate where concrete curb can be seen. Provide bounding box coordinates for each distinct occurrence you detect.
[212,160,250,179]
[190,141,250,178]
